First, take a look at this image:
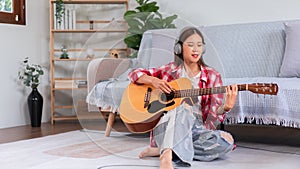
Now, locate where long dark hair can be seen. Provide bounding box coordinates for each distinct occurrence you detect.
[174,27,207,67]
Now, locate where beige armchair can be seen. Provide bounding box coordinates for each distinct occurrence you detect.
[87,58,132,136]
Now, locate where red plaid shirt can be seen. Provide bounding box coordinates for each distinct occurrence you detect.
[129,62,225,146]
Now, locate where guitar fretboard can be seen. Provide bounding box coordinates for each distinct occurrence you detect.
[174,85,247,98]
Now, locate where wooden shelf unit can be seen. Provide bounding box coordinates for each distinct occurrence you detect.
[49,0,128,123]
[51,29,127,33]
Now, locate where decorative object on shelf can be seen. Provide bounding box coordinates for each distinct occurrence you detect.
[60,46,69,59]
[76,80,87,88]
[55,0,65,25]
[89,20,94,30]
[124,0,177,58]
[109,49,119,58]
[18,57,44,127]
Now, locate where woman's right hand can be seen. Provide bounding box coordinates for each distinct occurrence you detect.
[137,75,172,94]
[151,78,172,94]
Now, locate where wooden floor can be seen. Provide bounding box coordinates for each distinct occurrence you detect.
[0,118,128,144]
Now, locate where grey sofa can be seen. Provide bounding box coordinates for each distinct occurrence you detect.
[87,20,300,136]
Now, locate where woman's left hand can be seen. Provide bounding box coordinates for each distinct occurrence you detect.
[224,84,238,112]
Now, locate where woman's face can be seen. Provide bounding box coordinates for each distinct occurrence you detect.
[182,33,204,64]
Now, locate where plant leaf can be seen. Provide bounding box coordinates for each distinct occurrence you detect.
[163,15,178,27]
[124,34,142,50]
[123,0,177,58]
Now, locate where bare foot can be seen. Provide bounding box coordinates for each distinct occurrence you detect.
[139,147,160,158]
[159,149,173,169]
[220,131,234,144]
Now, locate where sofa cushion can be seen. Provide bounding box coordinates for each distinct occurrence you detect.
[279,21,300,77]
[203,22,285,78]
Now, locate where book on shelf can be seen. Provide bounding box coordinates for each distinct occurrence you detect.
[55,80,77,88]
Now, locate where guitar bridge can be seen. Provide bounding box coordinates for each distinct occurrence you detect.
[144,87,152,108]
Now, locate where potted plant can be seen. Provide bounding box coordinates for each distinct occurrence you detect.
[124,0,177,58]
[18,57,44,127]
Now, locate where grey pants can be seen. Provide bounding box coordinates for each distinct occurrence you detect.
[153,104,234,165]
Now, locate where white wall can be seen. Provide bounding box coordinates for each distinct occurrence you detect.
[158,0,300,26]
[0,0,49,129]
[0,0,299,129]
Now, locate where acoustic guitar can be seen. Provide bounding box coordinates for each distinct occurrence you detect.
[120,78,278,133]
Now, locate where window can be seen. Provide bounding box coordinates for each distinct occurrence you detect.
[0,0,26,25]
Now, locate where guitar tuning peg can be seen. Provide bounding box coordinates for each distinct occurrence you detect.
[264,94,266,99]
[257,94,259,98]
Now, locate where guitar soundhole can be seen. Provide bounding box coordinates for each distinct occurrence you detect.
[160,91,175,102]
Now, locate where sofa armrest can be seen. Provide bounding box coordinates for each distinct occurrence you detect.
[87,58,132,112]
[87,58,131,94]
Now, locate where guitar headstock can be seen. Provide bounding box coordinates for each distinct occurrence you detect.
[248,83,278,95]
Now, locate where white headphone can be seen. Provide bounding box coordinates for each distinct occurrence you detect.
[174,42,182,55]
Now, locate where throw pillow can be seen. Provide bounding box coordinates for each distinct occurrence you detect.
[279,21,300,77]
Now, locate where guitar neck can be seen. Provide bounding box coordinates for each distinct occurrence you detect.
[174,84,247,98]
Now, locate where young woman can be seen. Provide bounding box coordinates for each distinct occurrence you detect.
[128,27,238,169]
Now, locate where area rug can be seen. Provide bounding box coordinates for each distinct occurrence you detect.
[44,130,148,159]
[0,129,299,169]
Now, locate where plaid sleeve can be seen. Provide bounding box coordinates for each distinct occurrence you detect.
[128,67,162,83]
[128,63,175,83]
[149,131,157,147]
[203,72,225,130]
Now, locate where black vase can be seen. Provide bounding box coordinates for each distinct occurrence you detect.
[27,88,43,127]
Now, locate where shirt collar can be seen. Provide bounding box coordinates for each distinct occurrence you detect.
[171,63,183,77]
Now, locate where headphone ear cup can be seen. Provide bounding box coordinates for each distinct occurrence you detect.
[174,42,182,55]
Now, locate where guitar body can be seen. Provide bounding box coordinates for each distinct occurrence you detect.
[120,78,192,133]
